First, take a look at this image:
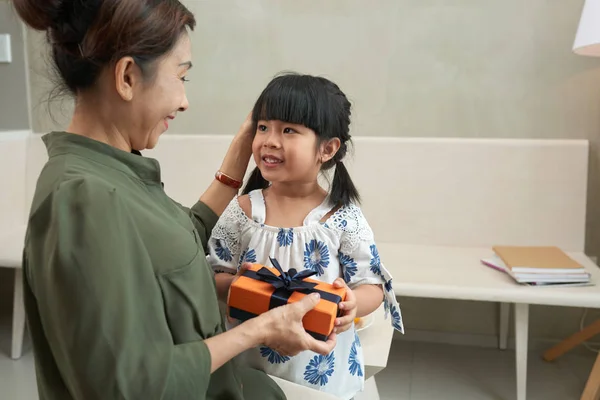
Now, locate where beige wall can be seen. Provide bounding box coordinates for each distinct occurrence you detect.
[0,1,29,131]
[24,0,600,341]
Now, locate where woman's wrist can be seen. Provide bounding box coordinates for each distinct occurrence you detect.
[218,135,253,182]
[241,313,270,347]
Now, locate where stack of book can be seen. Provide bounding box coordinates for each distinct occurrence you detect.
[481,246,592,287]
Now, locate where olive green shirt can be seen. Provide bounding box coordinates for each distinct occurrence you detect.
[23,131,284,400]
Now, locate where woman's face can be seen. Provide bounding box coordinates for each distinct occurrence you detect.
[129,33,192,150]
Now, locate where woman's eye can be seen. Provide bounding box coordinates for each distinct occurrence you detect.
[180,77,190,82]
[257,125,267,132]
[283,127,296,134]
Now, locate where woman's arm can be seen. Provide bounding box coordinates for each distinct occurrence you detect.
[199,115,254,216]
[205,293,336,371]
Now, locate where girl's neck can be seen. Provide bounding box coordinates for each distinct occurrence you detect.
[262,181,329,228]
[267,181,325,201]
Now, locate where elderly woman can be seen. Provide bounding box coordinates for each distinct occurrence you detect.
[13,0,336,399]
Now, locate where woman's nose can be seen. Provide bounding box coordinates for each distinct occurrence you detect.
[178,93,189,112]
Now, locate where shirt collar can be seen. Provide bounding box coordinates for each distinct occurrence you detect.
[43,131,161,183]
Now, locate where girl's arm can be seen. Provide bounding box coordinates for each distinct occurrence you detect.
[353,284,384,318]
[215,272,236,303]
[333,280,383,333]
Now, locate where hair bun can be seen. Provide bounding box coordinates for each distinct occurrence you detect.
[12,0,64,31]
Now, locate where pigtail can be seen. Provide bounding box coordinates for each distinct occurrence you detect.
[330,161,360,206]
[242,167,270,195]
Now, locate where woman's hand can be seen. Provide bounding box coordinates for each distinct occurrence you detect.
[208,269,336,372]
[234,112,254,142]
[332,278,357,334]
[199,112,255,216]
[259,293,337,357]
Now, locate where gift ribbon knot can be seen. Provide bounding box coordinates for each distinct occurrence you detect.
[256,257,318,292]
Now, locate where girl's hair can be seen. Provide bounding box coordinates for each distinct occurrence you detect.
[242,72,360,206]
[12,0,195,96]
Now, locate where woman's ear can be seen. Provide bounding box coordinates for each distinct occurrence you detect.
[114,56,142,102]
[320,137,341,163]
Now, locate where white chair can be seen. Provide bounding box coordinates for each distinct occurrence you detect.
[0,226,27,360]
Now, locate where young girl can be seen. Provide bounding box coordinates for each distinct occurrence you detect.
[207,73,403,399]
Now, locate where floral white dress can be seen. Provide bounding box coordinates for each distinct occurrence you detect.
[207,189,404,400]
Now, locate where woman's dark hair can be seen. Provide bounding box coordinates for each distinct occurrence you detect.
[242,72,360,206]
[12,0,195,95]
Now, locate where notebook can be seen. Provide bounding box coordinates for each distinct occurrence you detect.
[481,255,592,287]
[492,246,587,274]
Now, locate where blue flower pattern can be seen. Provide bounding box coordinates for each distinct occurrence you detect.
[277,228,294,247]
[210,200,405,393]
[303,240,330,276]
[354,331,361,347]
[304,352,335,386]
[260,346,290,364]
[348,340,363,377]
[384,279,393,293]
[238,247,257,268]
[390,304,403,332]
[339,252,357,283]
[214,239,232,262]
[369,244,382,275]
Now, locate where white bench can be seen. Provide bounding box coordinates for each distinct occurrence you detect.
[5,133,600,400]
[0,132,28,360]
[345,137,600,400]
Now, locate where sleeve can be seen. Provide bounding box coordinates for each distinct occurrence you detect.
[27,178,213,399]
[206,197,247,275]
[336,205,405,334]
[179,201,219,251]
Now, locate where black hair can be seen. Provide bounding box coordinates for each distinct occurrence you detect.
[242,72,360,206]
[13,0,195,96]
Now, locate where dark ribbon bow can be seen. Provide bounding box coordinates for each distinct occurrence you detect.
[256,257,318,292]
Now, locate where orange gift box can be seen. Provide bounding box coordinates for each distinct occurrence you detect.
[228,257,347,341]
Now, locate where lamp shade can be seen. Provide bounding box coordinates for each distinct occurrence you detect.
[573,0,600,56]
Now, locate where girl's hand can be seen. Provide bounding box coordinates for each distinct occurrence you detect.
[226,263,253,323]
[332,278,357,334]
[260,293,337,357]
[228,262,251,295]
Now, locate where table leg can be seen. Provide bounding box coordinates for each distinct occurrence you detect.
[515,303,529,400]
[580,351,600,400]
[499,302,510,350]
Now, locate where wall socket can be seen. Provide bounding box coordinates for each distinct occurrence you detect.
[0,34,12,63]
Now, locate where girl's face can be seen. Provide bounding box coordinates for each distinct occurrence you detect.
[252,120,338,185]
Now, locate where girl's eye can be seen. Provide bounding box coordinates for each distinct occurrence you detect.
[257,125,267,132]
[180,77,190,82]
[283,127,297,134]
